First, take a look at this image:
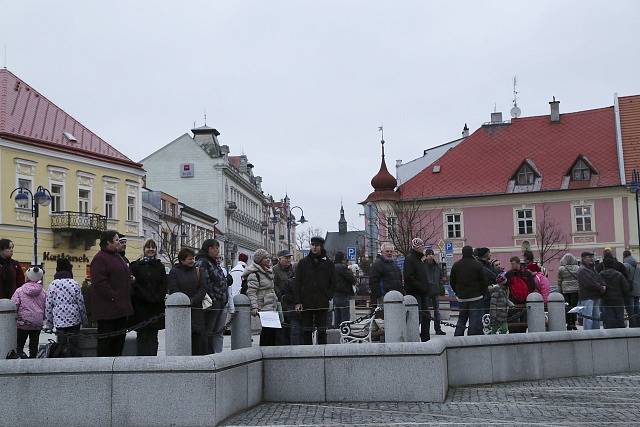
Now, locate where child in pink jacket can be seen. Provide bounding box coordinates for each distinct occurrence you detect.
[11,266,46,358]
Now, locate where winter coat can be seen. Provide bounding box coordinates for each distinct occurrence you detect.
[577,264,606,301]
[557,259,580,294]
[623,256,640,297]
[450,255,488,301]
[89,249,133,321]
[369,254,404,300]
[600,268,631,307]
[167,263,207,333]
[479,259,499,286]
[195,254,229,307]
[403,250,430,296]
[130,257,167,330]
[596,256,629,282]
[425,261,442,297]
[293,250,336,310]
[0,257,25,299]
[45,273,87,329]
[11,281,46,330]
[244,264,278,311]
[489,284,509,327]
[229,261,246,298]
[505,268,537,304]
[273,263,296,314]
[334,263,356,296]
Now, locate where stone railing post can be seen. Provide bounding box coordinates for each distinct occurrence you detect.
[526,292,545,333]
[349,298,356,323]
[232,294,252,350]
[0,299,17,359]
[165,292,192,356]
[547,292,566,332]
[384,290,406,343]
[403,295,420,342]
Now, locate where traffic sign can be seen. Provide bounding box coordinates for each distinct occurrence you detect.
[302,249,310,258]
[346,247,357,261]
[445,241,454,255]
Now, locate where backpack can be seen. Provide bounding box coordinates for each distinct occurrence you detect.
[534,271,550,303]
[240,272,260,295]
[509,275,530,304]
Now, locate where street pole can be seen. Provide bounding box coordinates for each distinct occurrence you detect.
[287,217,291,253]
[636,190,640,256]
[33,202,38,266]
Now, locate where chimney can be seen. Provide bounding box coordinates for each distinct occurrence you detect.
[191,126,220,146]
[462,123,469,137]
[255,176,262,192]
[490,112,503,124]
[220,145,230,157]
[239,155,248,173]
[549,97,560,122]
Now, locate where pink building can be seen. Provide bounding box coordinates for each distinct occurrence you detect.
[362,95,640,282]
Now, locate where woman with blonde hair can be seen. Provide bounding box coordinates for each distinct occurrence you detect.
[557,252,580,330]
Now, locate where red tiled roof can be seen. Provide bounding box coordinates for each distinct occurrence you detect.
[400,106,620,199]
[619,95,640,183]
[0,69,141,169]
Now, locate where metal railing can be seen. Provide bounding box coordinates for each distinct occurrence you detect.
[50,211,108,233]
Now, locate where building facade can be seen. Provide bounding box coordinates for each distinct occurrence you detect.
[324,205,365,261]
[363,95,640,281]
[141,126,268,265]
[0,69,145,283]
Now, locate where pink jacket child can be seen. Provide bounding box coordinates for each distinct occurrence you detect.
[11,267,47,330]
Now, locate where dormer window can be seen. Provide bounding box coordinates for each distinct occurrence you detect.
[572,159,591,181]
[516,164,536,186]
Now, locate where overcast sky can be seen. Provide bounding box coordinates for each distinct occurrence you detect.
[2,1,639,236]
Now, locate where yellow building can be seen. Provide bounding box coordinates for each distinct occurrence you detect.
[0,69,145,284]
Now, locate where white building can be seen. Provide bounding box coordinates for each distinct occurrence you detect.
[141,125,268,265]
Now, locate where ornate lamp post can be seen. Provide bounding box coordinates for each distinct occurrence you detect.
[272,205,307,254]
[10,185,52,266]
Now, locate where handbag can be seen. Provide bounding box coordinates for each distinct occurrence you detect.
[197,267,213,309]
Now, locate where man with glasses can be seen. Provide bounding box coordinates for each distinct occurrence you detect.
[293,236,335,345]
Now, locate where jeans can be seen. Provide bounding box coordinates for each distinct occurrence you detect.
[333,294,351,328]
[301,310,328,345]
[205,302,228,354]
[580,298,602,330]
[136,328,159,356]
[454,299,484,336]
[57,324,81,357]
[17,329,40,358]
[625,296,640,328]
[414,294,432,342]
[564,292,580,328]
[431,296,443,332]
[97,317,127,357]
[289,316,303,345]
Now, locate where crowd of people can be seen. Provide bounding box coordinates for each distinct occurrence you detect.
[3,230,640,358]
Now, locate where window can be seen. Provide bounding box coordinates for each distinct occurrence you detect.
[572,159,591,181]
[105,193,115,219]
[387,217,397,240]
[516,165,535,186]
[575,205,593,232]
[170,203,176,218]
[517,209,534,235]
[127,196,136,221]
[161,199,167,214]
[446,213,462,238]
[51,184,63,213]
[78,189,90,214]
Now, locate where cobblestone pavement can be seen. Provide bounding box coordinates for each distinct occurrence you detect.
[222,373,640,426]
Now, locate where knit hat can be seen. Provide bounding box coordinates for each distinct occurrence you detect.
[26,266,44,282]
[310,236,325,246]
[238,253,249,263]
[411,238,424,251]
[476,247,490,259]
[56,258,73,273]
[253,249,270,265]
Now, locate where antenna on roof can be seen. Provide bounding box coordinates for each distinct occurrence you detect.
[204,109,207,126]
[510,75,522,118]
[378,124,385,157]
[493,103,497,113]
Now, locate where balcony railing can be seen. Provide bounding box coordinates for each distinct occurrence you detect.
[51,211,108,234]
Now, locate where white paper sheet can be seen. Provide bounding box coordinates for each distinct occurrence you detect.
[568,306,584,314]
[258,311,282,329]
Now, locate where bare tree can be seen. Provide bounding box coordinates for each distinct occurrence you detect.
[295,227,324,251]
[376,200,442,256]
[159,218,183,266]
[536,204,569,266]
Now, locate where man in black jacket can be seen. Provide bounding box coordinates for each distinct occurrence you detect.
[333,251,356,328]
[403,238,432,341]
[294,236,335,345]
[273,249,297,345]
[369,243,404,309]
[450,245,488,336]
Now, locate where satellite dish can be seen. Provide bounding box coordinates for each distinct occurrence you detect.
[510,105,522,118]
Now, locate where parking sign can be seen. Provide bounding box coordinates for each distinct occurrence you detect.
[347,247,357,261]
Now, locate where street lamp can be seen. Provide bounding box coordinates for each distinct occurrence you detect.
[271,205,307,254]
[630,169,640,255]
[10,185,52,267]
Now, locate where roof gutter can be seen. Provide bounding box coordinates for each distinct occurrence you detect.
[614,93,626,185]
